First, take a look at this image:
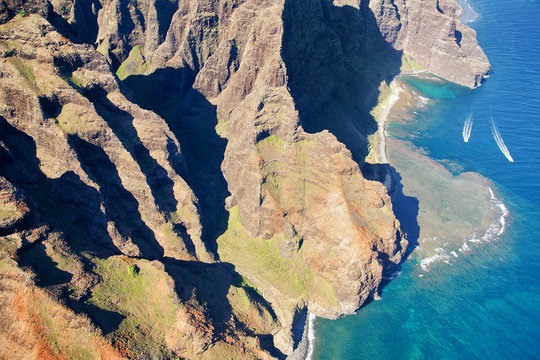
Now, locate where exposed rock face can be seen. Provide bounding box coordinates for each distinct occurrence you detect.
[368,0,491,87]
[0,177,32,235]
[0,0,50,24]
[0,257,124,360]
[0,13,276,359]
[0,0,488,358]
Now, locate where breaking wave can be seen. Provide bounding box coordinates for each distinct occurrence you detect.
[420,187,509,271]
[456,0,480,23]
[305,313,316,360]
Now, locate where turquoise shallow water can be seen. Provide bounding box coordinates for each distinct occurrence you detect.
[311,0,540,359]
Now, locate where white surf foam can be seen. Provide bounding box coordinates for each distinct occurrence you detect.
[420,249,452,271]
[420,186,510,271]
[488,187,509,236]
[383,270,402,281]
[305,313,317,360]
[459,242,471,253]
[417,95,430,108]
[455,0,480,23]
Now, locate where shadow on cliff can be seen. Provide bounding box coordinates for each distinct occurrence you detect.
[47,0,102,45]
[388,167,420,258]
[282,0,401,165]
[0,116,121,258]
[162,258,285,358]
[0,115,129,332]
[81,85,179,215]
[121,68,230,258]
[281,0,420,277]
[68,134,164,259]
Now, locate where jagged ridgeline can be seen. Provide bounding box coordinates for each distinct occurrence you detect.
[0,0,488,358]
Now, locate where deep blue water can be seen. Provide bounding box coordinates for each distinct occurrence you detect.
[312,1,540,359]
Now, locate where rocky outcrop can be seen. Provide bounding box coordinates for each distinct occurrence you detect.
[0,256,124,360]
[0,13,278,359]
[0,0,489,358]
[0,177,32,235]
[0,14,210,262]
[368,0,491,87]
[0,0,50,24]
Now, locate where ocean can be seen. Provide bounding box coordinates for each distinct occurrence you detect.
[309,0,540,359]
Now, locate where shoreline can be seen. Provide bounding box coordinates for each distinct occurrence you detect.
[298,80,406,360]
[301,70,511,356]
[455,0,479,23]
[376,80,401,164]
[289,313,316,360]
[383,76,511,272]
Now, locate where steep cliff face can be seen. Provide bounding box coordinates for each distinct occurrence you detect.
[0,13,278,359]
[0,0,488,358]
[368,0,490,87]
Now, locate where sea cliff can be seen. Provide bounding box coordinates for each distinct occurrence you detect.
[0,0,488,358]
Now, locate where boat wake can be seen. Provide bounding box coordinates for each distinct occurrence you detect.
[490,114,514,162]
[462,113,473,142]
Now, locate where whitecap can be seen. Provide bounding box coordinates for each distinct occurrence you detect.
[455,0,480,23]
[420,252,451,271]
[305,313,317,360]
[459,242,471,253]
[383,270,402,280]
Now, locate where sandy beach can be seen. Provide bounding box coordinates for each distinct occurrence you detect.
[376,80,401,164]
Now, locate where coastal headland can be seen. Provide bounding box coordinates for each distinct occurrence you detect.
[0,0,490,358]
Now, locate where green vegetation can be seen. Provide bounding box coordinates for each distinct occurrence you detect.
[0,40,20,50]
[158,221,198,258]
[366,132,380,163]
[215,118,228,136]
[18,9,28,17]
[32,297,111,360]
[8,56,38,93]
[256,138,317,213]
[255,135,287,162]
[0,235,22,257]
[369,80,392,122]
[0,258,15,273]
[256,134,284,148]
[262,173,284,205]
[0,207,20,223]
[168,207,197,226]
[400,53,424,73]
[88,257,179,328]
[66,73,87,89]
[228,286,252,313]
[96,42,108,57]
[127,264,140,277]
[217,207,338,307]
[116,46,149,80]
[0,257,107,360]
[232,273,263,297]
[86,256,181,358]
[55,103,102,134]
